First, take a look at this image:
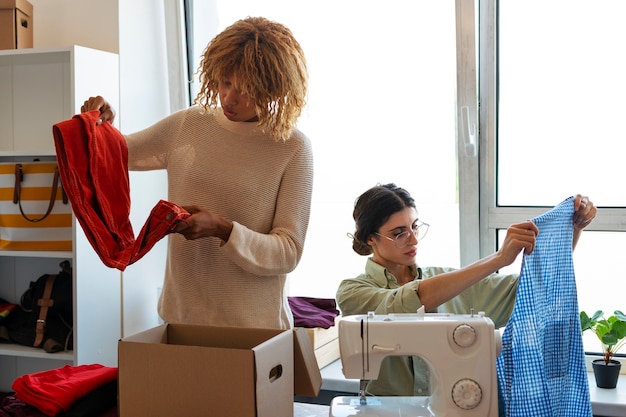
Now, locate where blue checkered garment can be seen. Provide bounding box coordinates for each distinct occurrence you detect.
[496,196,592,417]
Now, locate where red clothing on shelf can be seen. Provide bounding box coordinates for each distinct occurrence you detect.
[12,364,118,417]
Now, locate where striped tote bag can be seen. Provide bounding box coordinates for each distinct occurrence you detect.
[0,161,73,251]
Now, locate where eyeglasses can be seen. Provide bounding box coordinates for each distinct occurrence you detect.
[375,221,429,248]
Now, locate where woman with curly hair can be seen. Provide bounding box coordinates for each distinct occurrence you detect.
[81,17,312,329]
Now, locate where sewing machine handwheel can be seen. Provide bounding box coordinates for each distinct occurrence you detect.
[453,324,477,347]
[452,378,482,410]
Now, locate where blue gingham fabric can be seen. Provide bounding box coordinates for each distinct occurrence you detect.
[496,196,592,417]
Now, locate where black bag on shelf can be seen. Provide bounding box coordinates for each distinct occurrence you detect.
[0,260,73,353]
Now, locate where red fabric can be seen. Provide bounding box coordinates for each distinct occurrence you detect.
[11,364,118,417]
[52,111,189,271]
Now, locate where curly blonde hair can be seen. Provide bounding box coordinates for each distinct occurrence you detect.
[193,16,308,142]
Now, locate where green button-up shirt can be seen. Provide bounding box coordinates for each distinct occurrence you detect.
[335,258,518,396]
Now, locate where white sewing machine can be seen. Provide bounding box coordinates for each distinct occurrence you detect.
[329,309,501,417]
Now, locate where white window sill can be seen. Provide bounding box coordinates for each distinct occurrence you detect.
[320,360,626,416]
[587,372,626,417]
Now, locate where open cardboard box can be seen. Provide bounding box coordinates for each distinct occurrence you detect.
[118,324,321,417]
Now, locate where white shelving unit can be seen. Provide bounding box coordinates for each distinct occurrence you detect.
[0,46,121,391]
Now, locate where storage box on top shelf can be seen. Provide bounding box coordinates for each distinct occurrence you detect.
[118,323,322,417]
[0,0,33,50]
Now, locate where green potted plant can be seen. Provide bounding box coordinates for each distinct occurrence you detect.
[580,310,626,388]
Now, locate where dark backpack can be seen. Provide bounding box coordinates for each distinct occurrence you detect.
[1,260,73,353]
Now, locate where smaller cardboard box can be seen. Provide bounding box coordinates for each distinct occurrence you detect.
[0,0,33,50]
[304,319,340,369]
[118,324,321,417]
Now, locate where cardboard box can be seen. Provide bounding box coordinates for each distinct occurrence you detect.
[118,324,321,417]
[305,325,340,369]
[302,316,341,368]
[0,0,33,50]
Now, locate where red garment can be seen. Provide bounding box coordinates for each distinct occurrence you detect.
[12,364,118,417]
[52,111,189,271]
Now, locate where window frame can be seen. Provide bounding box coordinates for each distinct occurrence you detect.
[478,1,626,362]
[476,0,626,264]
[174,0,626,319]
[456,0,481,266]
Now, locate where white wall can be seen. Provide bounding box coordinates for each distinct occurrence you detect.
[29,0,119,53]
[117,0,170,336]
[28,0,171,336]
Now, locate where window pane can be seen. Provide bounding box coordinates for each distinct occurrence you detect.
[188,1,460,298]
[497,0,626,207]
[574,231,626,353]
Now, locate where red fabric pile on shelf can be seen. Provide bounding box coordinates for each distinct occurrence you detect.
[11,364,118,417]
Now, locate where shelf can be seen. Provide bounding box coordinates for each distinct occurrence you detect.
[0,45,84,58]
[0,343,73,361]
[0,250,73,259]
[0,151,56,158]
[0,46,122,392]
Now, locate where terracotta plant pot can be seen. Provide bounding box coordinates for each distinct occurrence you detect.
[592,359,621,389]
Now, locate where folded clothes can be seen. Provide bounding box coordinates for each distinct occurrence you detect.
[0,393,48,417]
[0,299,15,324]
[59,380,117,417]
[53,110,189,271]
[12,364,118,417]
[288,296,339,328]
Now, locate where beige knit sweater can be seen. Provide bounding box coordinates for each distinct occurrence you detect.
[125,106,313,329]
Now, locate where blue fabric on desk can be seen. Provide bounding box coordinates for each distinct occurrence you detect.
[496,196,592,417]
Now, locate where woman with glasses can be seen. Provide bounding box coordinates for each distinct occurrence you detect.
[335,183,596,397]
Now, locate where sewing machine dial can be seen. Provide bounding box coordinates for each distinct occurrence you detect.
[452,323,476,347]
[451,378,482,410]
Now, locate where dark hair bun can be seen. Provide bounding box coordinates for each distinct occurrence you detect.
[352,234,372,256]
